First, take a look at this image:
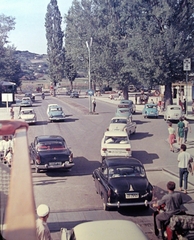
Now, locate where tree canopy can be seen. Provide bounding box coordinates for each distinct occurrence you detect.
[64,0,194,102]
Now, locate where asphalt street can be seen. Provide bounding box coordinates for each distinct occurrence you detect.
[1,93,194,240]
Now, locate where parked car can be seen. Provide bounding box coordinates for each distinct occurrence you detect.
[119,99,136,114]
[115,105,132,121]
[18,108,37,124]
[164,105,183,121]
[142,103,159,118]
[47,104,65,122]
[107,116,136,136]
[30,135,74,173]
[92,157,153,211]
[70,91,79,98]
[101,131,132,160]
[20,97,32,107]
[61,220,149,240]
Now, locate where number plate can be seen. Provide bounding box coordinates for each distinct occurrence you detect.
[125,193,139,199]
[49,162,62,166]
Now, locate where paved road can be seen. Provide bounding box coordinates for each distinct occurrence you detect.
[1,93,194,240]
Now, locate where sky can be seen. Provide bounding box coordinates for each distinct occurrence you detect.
[0,0,73,54]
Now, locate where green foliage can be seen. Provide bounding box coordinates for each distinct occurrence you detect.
[0,14,22,87]
[64,0,194,103]
[45,0,65,84]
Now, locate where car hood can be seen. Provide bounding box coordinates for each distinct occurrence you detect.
[109,177,149,192]
[108,123,126,131]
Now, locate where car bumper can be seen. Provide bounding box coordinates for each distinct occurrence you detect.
[49,117,65,121]
[101,152,132,157]
[24,119,36,123]
[107,201,147,208]
[36,162,74,170]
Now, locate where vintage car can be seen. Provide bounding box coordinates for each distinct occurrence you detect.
[47,104,66,122]
[119,99,136,114]
[61,220,148,240]
[20,97,32,107]
[107,116,136,136]
[92,158,153,211]
[164,105,183,121]
[24,92,35,102]
[101,131,132,160]
[142,103,159,118]
[70,91,79,98]
[18,108,37,124]
[30,135,74,173]
[115,105,132,121]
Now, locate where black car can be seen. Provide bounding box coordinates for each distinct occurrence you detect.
[30,135,74,173]
[70,91,79,98]
[92,157,153,210]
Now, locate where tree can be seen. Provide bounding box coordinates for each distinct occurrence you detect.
[45,0,65,95]
[64,55,77,90]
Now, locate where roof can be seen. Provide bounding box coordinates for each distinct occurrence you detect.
[104,157,143,168]
[73,220,148,240]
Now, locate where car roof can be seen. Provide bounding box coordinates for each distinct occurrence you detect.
[73,220,148,240]
[104,131,128,137]
[120,99,133,103]
[104,157,143,167]
[36,135,64,141]
[21,108,34,112]
[48,104,59,107]
[145,103,157,106]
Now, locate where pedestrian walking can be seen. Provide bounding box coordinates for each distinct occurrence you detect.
[10,106,14,119]
[168,122,176,152]
[92,98,96,112]
[177,117,185,146]
[177,144,193,194]
[36,204,53,240]
[182,116,191,143]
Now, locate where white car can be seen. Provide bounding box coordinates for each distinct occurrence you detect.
[18,108,37,124]
[20,97,32,107]
[164,105,183,121]
[101,131,132,160]
[61,220,148,240]
[107,117,136,136]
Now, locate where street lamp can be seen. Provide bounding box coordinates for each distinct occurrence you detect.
[86,37,93,113]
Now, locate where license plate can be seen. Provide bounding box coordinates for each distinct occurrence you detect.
[125,193,139,199]
[49,162,62,166]
[109,150,125,154]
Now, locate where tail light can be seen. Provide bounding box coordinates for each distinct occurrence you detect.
[107,128,109,131]
[102,148,107,152]
[36,155,41,164]
[126,148,131,151]
[69,153,73,162]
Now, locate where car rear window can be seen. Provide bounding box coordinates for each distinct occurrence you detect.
[37,141,65,151]
[111,119,127,124]
[109,166,145,178]
[170,107,181,110]
[104,136,129,144]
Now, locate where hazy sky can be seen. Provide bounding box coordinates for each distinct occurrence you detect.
[0,0,73,54]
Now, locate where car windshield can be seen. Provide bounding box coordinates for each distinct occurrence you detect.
[50,107,62,111]
[104,136,129,144]
[118,109,129,113]
[170,107,181,110]
[118,104,129,108]
[111,119,127,124]
[109,166,145,178]
[21,110,34,114]
[36,141,66,151]
[146,105,157,109]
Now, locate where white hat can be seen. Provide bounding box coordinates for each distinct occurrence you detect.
[37,204,50,217]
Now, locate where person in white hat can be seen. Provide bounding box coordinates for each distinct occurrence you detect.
[36,204,52,240]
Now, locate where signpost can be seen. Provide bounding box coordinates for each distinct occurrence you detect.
[2,93,13,112]
[183,58,191,115]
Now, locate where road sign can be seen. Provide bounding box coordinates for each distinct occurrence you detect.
[87,89,94,96]
[183,58,191,71]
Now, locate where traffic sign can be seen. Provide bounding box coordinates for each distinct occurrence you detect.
[87,89,94,96]
[183,58,191,71]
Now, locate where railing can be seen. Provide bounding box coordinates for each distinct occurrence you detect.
[0,120,37,240]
